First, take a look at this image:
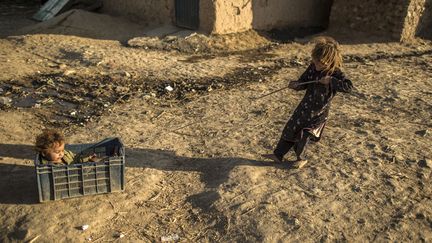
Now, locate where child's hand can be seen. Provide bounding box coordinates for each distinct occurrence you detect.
[88,154,100,162]
[288,81,300,89]
[319,76,331,85]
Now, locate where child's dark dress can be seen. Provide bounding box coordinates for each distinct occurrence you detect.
[282,64,353,142]
[274,63,353,160]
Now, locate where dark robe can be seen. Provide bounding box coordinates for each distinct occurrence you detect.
[281,63,353,142]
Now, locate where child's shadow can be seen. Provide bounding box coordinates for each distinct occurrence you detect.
[126,148,294,212]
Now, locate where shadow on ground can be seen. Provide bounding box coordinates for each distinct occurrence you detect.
[0,163,38,205]
[126,148,291,212]
[0,144,35,160]
[0,144,290,206]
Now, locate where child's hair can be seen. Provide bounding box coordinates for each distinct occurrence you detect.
[311,36,342,74]
[35,129,65,152]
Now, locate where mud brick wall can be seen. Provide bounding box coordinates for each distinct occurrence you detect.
[251,0,332,31]
[401,0,429,41]
[102,0,174,26]
[330,0,411,40]
[208,0,332,34]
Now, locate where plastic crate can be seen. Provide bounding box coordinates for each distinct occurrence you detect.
[34,137,125,202]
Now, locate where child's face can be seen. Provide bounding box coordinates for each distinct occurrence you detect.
[312,58,326,71]
[42,142,65,163]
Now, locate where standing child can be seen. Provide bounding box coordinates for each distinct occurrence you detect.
[263,36,353,168]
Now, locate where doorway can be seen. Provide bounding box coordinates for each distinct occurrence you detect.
[175,0,199,29]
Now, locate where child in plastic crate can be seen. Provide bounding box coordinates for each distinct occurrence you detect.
[35,129,100,165]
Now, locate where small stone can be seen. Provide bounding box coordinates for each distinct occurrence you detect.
[59,63,67,69]
[64,70,76,76]
[124,71,131,78]
[418,159,431,168]
[161,234,179,242]
[41,97,54,104]
[366,143,377,149]
[165,85,174,92]
[352,185,362,192]
[0,96,12,105]
[164,36,177,42]
[81,225,89,231]
[287,218,300,226]
[415,130,429,137]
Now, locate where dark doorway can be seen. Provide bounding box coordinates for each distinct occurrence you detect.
[175,0,199,30]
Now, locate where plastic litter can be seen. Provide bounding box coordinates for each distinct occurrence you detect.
[161,234,179,242]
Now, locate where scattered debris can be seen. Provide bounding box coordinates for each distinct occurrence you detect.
[128,30,271,54]
[0,97,12,105]
[161,234,179,242]
[418,159,431,168]
[415,129,429,137]
[0,58,292,128]
[64,70,76,76]
[28,235,41,243]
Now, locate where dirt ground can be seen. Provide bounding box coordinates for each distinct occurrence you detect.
[1,3,432,243]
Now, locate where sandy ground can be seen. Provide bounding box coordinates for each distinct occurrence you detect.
[1,4,432,243]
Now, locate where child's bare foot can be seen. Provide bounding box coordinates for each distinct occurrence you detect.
[292,159,308,169]
[261,154,282,163]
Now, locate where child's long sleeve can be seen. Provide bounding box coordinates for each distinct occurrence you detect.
[293,64,314,91]
[330,72,353,93]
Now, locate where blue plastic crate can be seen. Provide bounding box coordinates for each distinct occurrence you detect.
[34,137,125,202]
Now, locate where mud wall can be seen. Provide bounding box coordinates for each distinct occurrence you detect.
[208,0,333,34]
[199,0,217,33]
[102,0,174,25]
[251,0,332,30]
[210,0,253,34]
[401,0,428,41]
[330,0,411,40]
